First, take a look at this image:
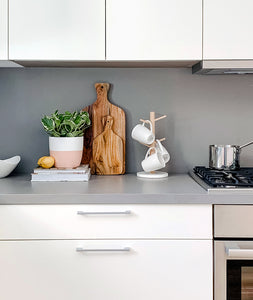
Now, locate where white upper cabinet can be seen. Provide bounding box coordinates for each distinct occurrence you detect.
[9,0,105,61]
[0,0,8,59]
[204,0,253,59]
[0,0,22,67]
[106,0,202,61]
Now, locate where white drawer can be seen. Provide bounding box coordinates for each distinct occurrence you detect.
[0,204,212,240]
[0,239,212,300]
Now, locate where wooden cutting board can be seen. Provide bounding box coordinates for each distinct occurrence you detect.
[82,83,125,175]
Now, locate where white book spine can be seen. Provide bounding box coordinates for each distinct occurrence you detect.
[31,171,91,182]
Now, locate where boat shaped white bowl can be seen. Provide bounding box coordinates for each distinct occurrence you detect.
[0,156,21,178]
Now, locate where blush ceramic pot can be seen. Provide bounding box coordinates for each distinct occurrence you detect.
[49,137,83,169]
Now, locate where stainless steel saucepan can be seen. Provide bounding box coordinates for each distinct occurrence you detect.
[209,141,253,170]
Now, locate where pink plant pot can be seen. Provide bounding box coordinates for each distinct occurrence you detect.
[49,137,83,169]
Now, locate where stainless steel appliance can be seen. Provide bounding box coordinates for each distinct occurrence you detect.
[209,141,253,171]
[190,167,253,193]
[192,60,253,75]
[215,205,253,300]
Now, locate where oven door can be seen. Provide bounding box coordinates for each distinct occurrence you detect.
[215,241,253,300]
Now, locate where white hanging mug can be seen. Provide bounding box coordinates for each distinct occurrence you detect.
[131,120,155,145]
[155,140,170,163]
[141,147,165,172]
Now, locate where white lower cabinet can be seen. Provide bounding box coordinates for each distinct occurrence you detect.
[0,239,212,300]
[0,204,212,240]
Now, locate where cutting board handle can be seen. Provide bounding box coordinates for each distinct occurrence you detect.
[95,83,110,104]
[95,82,109,91]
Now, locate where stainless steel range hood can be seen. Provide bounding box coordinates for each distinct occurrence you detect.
[192,60,253,75]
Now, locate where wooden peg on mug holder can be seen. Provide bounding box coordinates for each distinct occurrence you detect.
[139,118,149,123]
[139,138,165,148]
[155,115,167,122]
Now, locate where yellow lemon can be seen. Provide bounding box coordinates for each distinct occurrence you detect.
[37,156,55,169]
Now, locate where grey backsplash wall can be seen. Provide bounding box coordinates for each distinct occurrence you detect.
[1,67,253,174]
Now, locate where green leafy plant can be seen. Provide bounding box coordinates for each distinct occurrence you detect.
[41,110,91,137]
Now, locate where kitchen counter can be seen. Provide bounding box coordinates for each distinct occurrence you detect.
[0,174,253,204]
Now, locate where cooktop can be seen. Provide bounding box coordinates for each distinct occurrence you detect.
[190,166,253,193]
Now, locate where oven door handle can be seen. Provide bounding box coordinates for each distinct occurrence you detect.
[226,248,253,259]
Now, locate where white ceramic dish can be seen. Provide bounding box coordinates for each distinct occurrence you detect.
[0,156,21,178]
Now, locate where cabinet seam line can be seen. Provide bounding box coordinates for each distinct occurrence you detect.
[7,0,9,59]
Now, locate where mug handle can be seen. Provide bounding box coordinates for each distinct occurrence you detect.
[155,139,163,151]
[145,147,156,159]
[142,120,153,133]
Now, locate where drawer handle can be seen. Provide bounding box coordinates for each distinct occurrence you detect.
[76,247,131,252]
[77,210,131,215]
[226,248,253,258]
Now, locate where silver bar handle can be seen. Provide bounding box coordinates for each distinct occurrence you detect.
[77,210,131,215]
[226,248,253,258]
[76,247,131,252]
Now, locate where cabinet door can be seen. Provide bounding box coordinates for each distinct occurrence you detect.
[204,0,253,59]
[9,0,105,60]
[106,0,202,60]
[0,0,8,59]
[0,240,212,300]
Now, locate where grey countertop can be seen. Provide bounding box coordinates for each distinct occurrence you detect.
[0,174,253,205]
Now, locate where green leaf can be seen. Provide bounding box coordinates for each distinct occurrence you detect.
[50,131,61,137]
[73,115,82,125]
[58,114,64,122]
[60,128,67,136]
[81,112,91,125]
[41,116,55,132]
[66,132,75,137]
[52,113,61,128]
[66,130,84,137]
[81,111,89,117]
[63,115,72,121]
[75,130,84,137]
[80,115,87,122]
[62,120,76,131]
[72,111,78,119]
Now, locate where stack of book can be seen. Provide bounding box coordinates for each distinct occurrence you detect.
[31,165,91,182]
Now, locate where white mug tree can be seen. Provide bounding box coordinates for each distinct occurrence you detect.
[131,112,170,178]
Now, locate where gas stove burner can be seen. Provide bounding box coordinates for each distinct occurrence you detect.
[193,166,253,188]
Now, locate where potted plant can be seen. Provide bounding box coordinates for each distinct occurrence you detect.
[41,110,91,168]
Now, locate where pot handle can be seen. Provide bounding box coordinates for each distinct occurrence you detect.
[240,140,253,149]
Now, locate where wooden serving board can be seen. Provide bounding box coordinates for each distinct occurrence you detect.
[82,83,125,175]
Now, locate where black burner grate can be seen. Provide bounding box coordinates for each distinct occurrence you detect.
[194,166,253,188]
